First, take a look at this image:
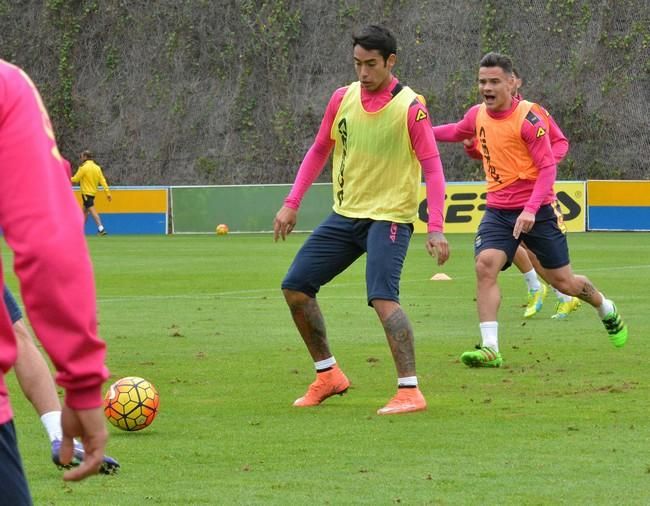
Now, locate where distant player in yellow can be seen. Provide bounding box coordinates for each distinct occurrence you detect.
[71,150,111,235]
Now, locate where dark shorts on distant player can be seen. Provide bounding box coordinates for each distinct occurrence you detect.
[281,212,413,305]
[0,421,32,505]
[3,285,22,324]
[82,194,95,209]
[475,203,570,270]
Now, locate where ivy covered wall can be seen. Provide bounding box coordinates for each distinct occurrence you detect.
[0,0,647,184]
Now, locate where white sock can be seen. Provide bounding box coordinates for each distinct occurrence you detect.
[40,411,63,442]
[553,287,572,303]
[397,376,418,388]
[480,321,499,352]
[597,295,615,319]
[523,269,541,292]
[98,225,105,232]
[314,356,336,372]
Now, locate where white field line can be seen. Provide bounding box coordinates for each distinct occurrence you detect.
[96,263,650,303]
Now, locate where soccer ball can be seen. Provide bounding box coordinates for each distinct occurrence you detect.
[104,377,159,431]
[216,223,229,235]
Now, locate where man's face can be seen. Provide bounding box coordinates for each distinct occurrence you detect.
[478,66,514,112]
[353,45,395,92]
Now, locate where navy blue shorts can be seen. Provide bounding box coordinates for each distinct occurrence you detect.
[475,203,570,270]
[281,213,413,305]
[82,194,95,209]
[3,286,22,324]
[0,421,32,505]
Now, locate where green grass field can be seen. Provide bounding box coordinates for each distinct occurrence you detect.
[3,232,649,505]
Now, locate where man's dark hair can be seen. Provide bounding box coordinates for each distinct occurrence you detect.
[81,150,94,160]
[479,52,513,74]
[352,25,397,62]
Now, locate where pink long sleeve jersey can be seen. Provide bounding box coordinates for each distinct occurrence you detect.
[0,60,108,424]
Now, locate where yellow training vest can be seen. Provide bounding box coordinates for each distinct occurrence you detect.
[476,100,540,192]
[330,81,422,223]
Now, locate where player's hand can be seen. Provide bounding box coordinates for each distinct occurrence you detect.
[273,206,297,242]
[462,137,476,148]
[425,231,450,266]
[59,405,109,482]
[513,210,536,239]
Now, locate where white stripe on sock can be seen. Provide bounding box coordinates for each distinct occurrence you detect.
[398,376,418,387]
[314,356,336,371]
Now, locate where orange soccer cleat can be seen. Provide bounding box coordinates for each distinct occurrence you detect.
[377,387,427,415]
[293,365,350,407]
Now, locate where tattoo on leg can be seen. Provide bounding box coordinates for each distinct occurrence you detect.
[579,279,597,301]
[381,307,416,376]
[302,298,326,340]
[288,297,329,358]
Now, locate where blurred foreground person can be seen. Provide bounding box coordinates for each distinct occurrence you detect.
[0,59,112,504]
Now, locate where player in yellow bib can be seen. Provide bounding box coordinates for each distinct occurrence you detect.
[274,25,449,415]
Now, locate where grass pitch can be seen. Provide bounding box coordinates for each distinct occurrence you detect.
[4,232,649,505]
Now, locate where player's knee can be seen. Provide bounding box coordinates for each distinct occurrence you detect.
[551,277,577,296]
[282,288,310,308]
[371,299,400,321]
[475,254,501,280]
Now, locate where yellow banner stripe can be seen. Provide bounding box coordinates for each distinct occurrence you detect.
[587,181,650,206]
[72,189,168,213]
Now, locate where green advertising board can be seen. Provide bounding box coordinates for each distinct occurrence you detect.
[171,183,334,233]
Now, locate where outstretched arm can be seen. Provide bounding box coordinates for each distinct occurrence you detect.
[432,105,479,143]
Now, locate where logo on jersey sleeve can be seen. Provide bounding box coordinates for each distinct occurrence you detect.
[536,127,546,138]
[525,110,541,126]
[410,98,429,122]
[415,109,428,122]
